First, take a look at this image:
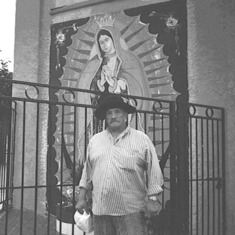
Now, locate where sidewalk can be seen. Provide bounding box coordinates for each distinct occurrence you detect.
[0,207,57,235]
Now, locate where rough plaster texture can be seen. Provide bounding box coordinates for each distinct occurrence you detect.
[13,0,51,214]
[52,0,169,10]
[13,0,235,232]
[188,0,235,233]
[51,0,169,23]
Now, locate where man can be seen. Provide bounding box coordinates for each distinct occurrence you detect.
[76,93,163,235]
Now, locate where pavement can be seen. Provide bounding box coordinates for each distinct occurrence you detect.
[0,207,57,235]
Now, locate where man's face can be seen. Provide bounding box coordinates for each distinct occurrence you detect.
[105,108,127,132]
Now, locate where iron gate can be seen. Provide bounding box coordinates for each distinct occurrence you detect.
[186,103,226,235]
[0,99,16,212]
[0,79,225,235]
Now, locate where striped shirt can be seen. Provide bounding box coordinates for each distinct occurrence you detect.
[79,126,163,216]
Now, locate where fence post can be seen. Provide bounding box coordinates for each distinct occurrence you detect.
[175,101,189,234]
[169,101,178,235]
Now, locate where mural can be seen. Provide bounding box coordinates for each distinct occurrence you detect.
[49,2,188,227]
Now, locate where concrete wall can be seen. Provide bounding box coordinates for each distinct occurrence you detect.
[13,0,51,214]
[188,0,235,233]
[50,0,168,23]
[13,0,235,232]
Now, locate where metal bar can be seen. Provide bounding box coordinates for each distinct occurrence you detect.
[81,107,88,235]
[46,103,53,235]
[135,110,138,130]
[189,117,193,235]
[71,105,77,235]
[144,113,147,133]
[187,102,225,110]
[221,108,226,235]
[3,100,13,234]
[212,119,215,235]
[0,95,172,118]
[206,118,210,235]
[0,78,173,105]
[216,119,221,235]
[201,118,205,235]
[159,113,164,234]
[169,101,176,235]
[84,107,88,159]
[153,113,156,148]
[58,104,65,235]
[0,101,6,207]
[19,101,27,235]
[10,102,17,205]
[195,117,199,235]
[161,114,164,159]
[33,103,40,235]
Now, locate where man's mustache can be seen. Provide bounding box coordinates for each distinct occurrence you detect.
[110,119,118,123]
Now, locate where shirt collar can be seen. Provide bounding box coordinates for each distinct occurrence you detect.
[106,126,131,142]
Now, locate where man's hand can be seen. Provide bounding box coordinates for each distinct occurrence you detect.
[75,198,88,214]
[145,197,159,218]
[75,187,89,214]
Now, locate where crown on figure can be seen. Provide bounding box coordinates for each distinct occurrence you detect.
[95,14,115,28]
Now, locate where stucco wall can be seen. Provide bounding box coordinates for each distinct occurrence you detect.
[188,0,235,233]
[13,0,51,214]
[51,0,169,24]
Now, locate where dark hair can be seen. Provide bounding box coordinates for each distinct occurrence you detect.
[97,29,114,57]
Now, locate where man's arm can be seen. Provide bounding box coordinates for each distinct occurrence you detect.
[76,144,92,213]
[145,135,164,216]
[75,187,88,213]
[146,135,164,195]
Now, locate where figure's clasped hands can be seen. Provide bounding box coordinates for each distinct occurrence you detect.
[101,65,115,86]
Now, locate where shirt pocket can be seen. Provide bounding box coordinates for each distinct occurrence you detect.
[136,156,148,171]
[118,150,148,172]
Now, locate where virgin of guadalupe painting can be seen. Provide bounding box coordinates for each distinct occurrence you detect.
[80,22,150,103]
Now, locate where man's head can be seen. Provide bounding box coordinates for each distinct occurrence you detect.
[94,93,136,131]
[105,107,128,132]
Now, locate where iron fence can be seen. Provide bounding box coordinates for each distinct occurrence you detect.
[0,79,226,235]
[0,98,16,212]
[186,103,226,235]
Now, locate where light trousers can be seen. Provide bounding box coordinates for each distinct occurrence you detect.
[93,211,148,235]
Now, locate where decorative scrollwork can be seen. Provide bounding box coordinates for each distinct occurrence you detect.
[187,104,222,119]
[62,89,75,103]
[205,107,214,118]
[127,97,138,109]
[25,85,39,100]
[153,100,163,113]
[188,105,196,116]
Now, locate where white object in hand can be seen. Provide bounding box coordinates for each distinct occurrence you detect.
[74,210,94,234]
